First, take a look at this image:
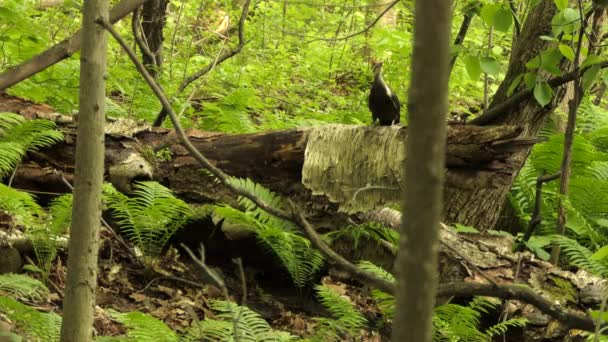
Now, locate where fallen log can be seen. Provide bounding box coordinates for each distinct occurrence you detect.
[1,93,606,340]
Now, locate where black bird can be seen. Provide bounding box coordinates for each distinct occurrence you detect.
[368,61,400,126]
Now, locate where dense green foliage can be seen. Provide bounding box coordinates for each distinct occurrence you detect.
[2,0,608,340]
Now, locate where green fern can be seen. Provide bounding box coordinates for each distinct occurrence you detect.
[0,274,50,302]
[103,181,193,259]
[212,178,324,287]
[551,235,608,277]
[182,300,299,341]
[0,112,63,178]
[358,261,395,318]
[0,296,61,342]
[311,285,367,341]
[434,297,527,341]
[106,309,179,342]
[26,194,73,279]
[0,183,44,228]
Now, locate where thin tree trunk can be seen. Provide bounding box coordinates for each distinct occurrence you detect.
[139,0,168,78]
[392,1,451,341]
[59,0,108,340]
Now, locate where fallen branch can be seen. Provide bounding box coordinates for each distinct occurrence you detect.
[0,0,147,91]
[437,282,600,332]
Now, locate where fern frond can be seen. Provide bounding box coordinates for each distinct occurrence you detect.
[47,193,73,235]
[484,317,527,338]
[0,297,61,342]
[357,261,395,318]
[552,235,608,277]
[183,300,298,341]
[433,303,486,342]
[104,182,193,258]
[107,310,179,342]
[0,113,63,179]
[0,273,50,302]
[211,179,324,287]
[312,285,367,341]
[0,183,44,228]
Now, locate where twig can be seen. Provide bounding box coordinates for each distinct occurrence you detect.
[471,60,608,125]
[138,275,205,292]
[153,0,252,126]
[509,0,522,37]
[131,7,158,75]
[449,11,474,74]
[516,172,561,252]
[181,243,240,342]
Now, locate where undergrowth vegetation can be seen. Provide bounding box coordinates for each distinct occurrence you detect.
[2,0,608,340]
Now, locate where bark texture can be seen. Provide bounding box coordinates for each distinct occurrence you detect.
[59,0,108,340]
[444,1,569,230]
[392,0,451,341]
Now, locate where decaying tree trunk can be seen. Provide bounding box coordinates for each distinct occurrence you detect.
[2,94,607,340]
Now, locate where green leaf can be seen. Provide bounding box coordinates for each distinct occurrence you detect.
[554,0,568,11]
[582,64,601,91]
[591,245,608,260]
[480,3,500,26]
[526,56,541,70]
[507,74,523,96]
[533,82,553,107]
[493,7,513,32]
[463,55,482,80]
[558,44,575,62]
[581,54,604,68]
[480,57,500,76]
[524,72,537,89]
[540,48,564,75]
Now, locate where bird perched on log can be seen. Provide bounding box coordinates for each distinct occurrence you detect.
[368,61,400,126]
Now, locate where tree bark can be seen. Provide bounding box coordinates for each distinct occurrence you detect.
[444,1,582,231]
[59,0,108,341]
[393,0,451,341]
[139,0,168,78]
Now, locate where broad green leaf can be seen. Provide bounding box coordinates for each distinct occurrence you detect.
[524,73,537,89]
[533,82,553,106]
[554,0,568,11]
[463,55,482,80]
[581,54,604,68]
[480,3,500,26]
[558,44,575,61]
[507,74,523,96]
[590,244,608,260]
[493,7,513,32]
[480,57,500,76]
[541,48,564,75]
[582,64,601,91]
[526,55,541,69]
